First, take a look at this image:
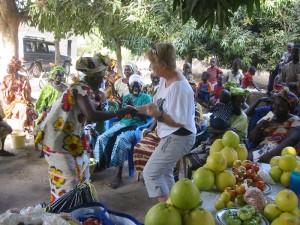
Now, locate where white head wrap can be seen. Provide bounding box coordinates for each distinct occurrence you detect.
[129,74,143,86]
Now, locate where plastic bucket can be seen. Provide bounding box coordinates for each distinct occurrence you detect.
[10,131,26,149]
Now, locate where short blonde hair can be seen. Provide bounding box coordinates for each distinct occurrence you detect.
[146,43,176,70]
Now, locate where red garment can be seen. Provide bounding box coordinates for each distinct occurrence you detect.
[207,67,223,84]
[242,72,253,88]
[273,75,283,91]
[213,84,225,98]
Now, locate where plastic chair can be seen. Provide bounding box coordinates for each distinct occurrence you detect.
[105,116,154,177]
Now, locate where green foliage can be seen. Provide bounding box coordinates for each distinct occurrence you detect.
[173,0,261,30]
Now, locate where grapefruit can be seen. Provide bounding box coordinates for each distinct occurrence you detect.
[170,178,200,211]
[193,167,215,191]
[278,155,297,172]
[183,207,215,225]
[210,139,224,154]
[281,146,297,156]
[220,146,238,167]
[215,171,236,191]
[205,152,227,172]
[263,203,282,222]
[269,166,283,182]
[270,156,281,167]
[144,203,182,225]
[280,171,291,187]
[235,144,248,161]
[275,189,298,212]
[222,130,240,148]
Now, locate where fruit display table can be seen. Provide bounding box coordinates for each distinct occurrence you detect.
[200,163,286,224]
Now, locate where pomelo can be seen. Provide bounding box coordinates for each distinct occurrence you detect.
[220,146,238,167]
[269,166,283,182]
[210,139,224,154]
[281,146,297,156]
[280,171,291,187]
[270,156,281,167]
[145,202,182,225]
[193,167,215,191]
[278,155,297,172]
[205,152,227,172]
[235,144,248,161]
[170,178,200,211]
[221,130,240,148]
[183,207,215,225]
[215,171,236,191]
[263,203,282,222]
[275,189,298,212]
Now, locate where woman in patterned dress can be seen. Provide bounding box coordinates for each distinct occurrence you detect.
[34,54,137,203]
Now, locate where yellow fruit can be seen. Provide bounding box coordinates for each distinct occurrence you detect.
[210,139,224,154]
[263,203,282,222]
[290,207,300,217]
[222,130,240,148]
[215,200,225,210]
[271,216,299,225]
[206,152,227,172]
[220,192,231,203]
[215,171,236,191]
[281,146,297,156]
[270,156,281,167]
[275,189,298,212]
[269,166,283,182]
[295,161,300,172]
[193,167,215,191]
[220,146,238,167]
[226,201,235,208]
[279,212,299,221]
[278,155,297,172]
[235,144,248,161]
[183,207,215,225]
[280,172,291,187]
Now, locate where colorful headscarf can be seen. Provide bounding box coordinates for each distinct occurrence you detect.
[108,59,117,71]
[277,87,299,109]
[7,56,22,74]
[49,66,65,79]
[76,53,109,76]
[230,87,250,97]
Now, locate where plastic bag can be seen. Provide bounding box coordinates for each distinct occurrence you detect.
[50,182,98,213]
[257,169,276,185]
[66,202,143,225]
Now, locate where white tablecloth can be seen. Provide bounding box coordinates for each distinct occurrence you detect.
[200,163,285,224]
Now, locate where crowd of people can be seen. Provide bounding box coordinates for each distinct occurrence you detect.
[0,41,299,205]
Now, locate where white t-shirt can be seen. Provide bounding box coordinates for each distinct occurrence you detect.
[154,77,196,138]
[226,70,243,84]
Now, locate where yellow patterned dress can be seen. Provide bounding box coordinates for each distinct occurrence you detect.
[34,83,92,203]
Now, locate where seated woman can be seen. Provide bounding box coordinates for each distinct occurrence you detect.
[133,81,203,181]
[0,57,38,131]
[0,108,13,156]
[187,87,249,171]
[94,75,152,189]
[248,88,300,163]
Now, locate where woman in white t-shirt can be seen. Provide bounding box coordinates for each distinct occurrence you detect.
[137,43,196,202]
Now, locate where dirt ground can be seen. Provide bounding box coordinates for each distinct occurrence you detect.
[0,135,157,222]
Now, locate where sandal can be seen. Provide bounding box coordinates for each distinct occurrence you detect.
[0,150,15,157]
[110,177,122,189]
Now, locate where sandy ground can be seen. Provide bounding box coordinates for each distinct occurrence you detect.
[0,135,157,223]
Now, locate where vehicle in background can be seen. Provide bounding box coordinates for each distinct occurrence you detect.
[19,36,72,78]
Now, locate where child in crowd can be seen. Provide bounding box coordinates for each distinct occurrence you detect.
[207,58,223,85]
[210,89,234,130]
[210,75,225,105]
[226,58,243,85]
[197,71,213,106]
[241,66,261,91]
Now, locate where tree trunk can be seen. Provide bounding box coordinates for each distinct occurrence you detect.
[115,40,122,75]
[0,1,21,72]
[54,40,61,65]
[185,54,193,64]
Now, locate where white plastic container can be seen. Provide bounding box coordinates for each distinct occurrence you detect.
[10,131,26,149]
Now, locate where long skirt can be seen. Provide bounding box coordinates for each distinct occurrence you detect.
[43,145,90,203]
